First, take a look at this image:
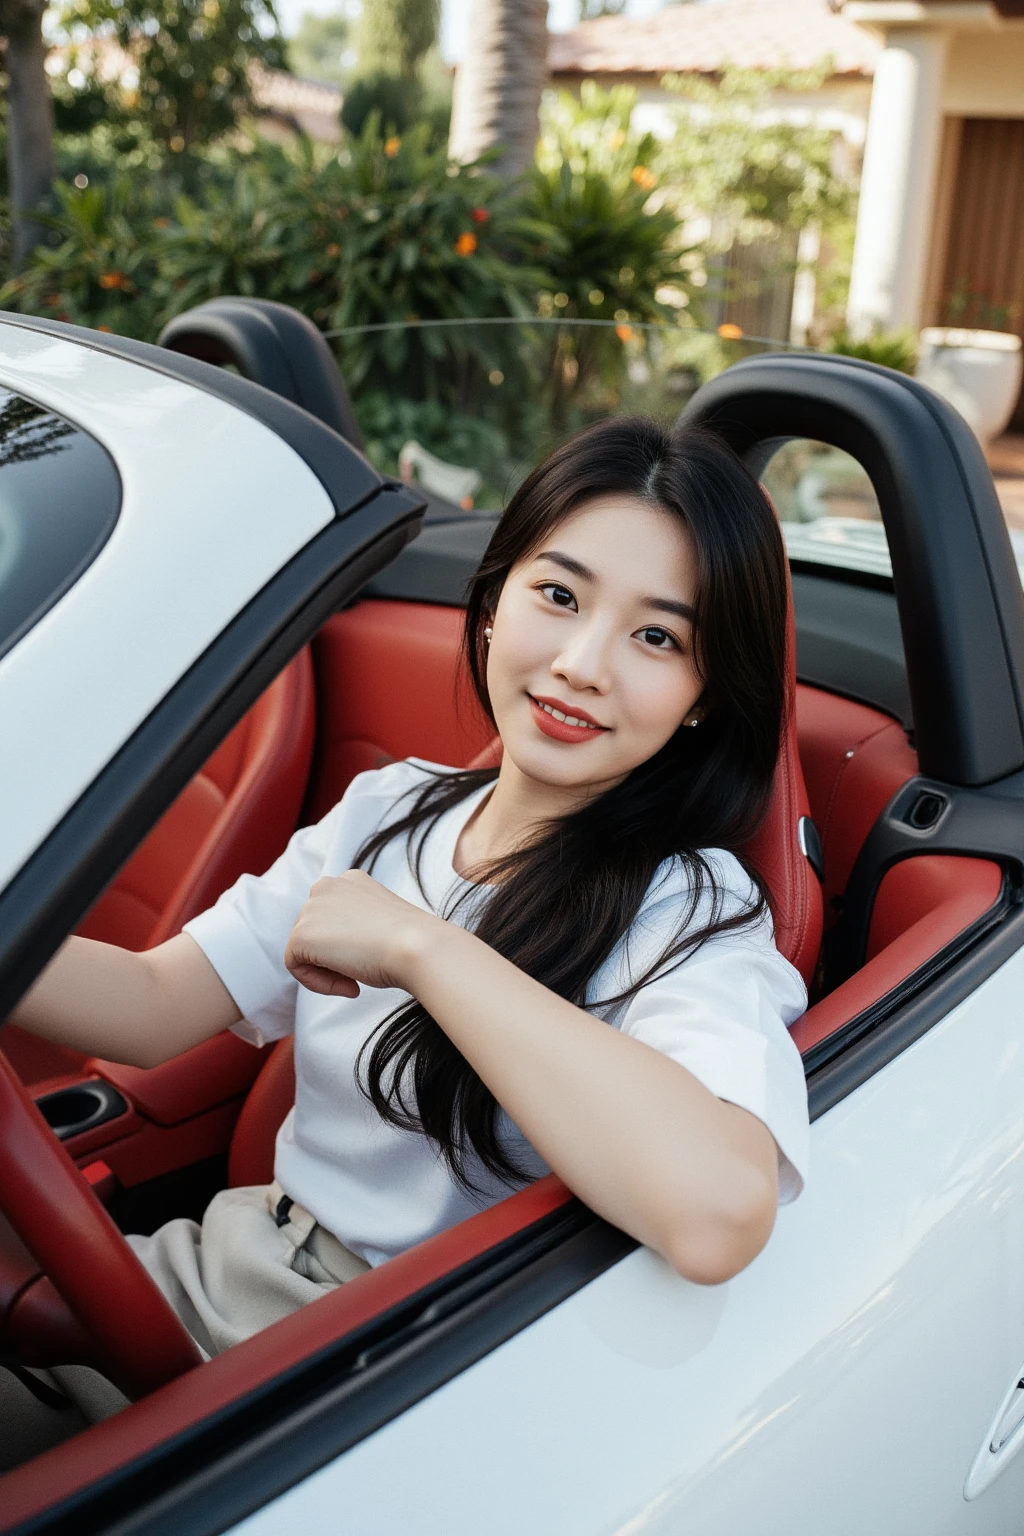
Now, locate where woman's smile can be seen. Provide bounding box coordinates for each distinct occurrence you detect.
[528,693,610,743]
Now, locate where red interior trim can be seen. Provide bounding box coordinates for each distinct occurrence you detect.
[792,856,1003,1054]
[0,1174,573,1530]
[26,1083,245,1190]
[87,1033,266,1128]
[794,685,918,912]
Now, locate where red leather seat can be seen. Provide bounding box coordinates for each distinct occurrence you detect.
[4,653,316,1087]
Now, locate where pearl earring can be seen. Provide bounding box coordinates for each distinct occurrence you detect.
[688,717,701,727]
[483,625,493,644]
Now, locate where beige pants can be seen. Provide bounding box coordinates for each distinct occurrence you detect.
[127,1181,370,1359]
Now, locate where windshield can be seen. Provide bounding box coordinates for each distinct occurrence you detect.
[326,317,1024,587]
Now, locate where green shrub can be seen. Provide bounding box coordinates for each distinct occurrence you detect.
[0,106,688,485]
[522,84,695,427]
[354,391,524,505]
[340,74,421,138]
[0,124,539,346]
[0,179,165,337]
[826,326,917,375]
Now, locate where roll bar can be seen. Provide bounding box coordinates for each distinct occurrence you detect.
[159,297,365,451]
[683,351,1024,788]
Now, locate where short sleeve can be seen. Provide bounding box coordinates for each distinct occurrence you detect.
[606,857,810,1202]
[183,810,341,1048]
[183,758,441,1048]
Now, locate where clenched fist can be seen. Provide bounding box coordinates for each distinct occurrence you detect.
[284,870,442,998]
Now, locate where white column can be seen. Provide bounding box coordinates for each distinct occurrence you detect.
[790,223,821,345]
[846,30,949,336]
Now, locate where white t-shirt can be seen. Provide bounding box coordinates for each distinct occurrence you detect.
[184,759,809,1268]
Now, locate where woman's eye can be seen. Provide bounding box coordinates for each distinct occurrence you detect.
[538,582,577,610]
[638,626,678,651]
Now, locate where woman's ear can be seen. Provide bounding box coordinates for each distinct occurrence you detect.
[683,694,707,729]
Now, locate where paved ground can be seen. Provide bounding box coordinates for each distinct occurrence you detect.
[988,434,1024,532]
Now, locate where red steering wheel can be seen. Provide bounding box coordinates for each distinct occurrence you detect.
[0,1051,203,1398]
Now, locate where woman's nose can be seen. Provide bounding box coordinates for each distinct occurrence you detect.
[552,623,613,694]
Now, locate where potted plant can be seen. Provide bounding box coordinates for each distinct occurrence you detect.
[916,288,1022,442]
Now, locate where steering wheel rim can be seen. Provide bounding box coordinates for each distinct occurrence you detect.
[0,1051,204,1397]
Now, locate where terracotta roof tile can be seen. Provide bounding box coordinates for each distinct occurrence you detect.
[549,0,880,78]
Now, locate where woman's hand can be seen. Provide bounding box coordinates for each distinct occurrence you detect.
[284,870,438,997]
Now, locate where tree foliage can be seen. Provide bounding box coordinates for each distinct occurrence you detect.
[658,64,856,240]
[529,84,696,424]
[340,0,439,139]
[57,0,284,151]
[350,0,438,81]
[534,83,696,322]
[286,10,349,89]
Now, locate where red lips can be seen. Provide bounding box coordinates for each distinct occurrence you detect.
[528,695,609,745]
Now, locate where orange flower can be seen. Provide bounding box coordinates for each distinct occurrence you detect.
[717,322,744,340]
[46,294,63,307]
[98,272,127,290]
[631,166,657,191]
[97,324,112,332]
[453,231,477,257]
[384,136,401,158]
[325,243,341,257]
[153,217,171,229]
[470,206,490,224]
[615,324,634,342]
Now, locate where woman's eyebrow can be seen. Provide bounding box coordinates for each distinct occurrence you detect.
[535,551,593,580]
[644,596,696,623]
[536,552,695,623]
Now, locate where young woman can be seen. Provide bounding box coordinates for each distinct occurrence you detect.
[13,417,809,1360]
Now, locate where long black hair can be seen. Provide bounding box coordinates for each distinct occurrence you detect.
[354,417,788,1188]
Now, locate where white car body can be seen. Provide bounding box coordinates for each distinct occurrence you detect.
[2,313,1024,1536]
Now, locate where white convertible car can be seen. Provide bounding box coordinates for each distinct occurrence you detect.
[2,302,1024,1535]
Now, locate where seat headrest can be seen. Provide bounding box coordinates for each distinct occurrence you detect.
[741,572,822,985]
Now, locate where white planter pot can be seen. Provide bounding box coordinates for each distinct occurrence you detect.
[916,327,1023,443]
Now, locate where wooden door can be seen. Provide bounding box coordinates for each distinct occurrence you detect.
[940,117,1024,429]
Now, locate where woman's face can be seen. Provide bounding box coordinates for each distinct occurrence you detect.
[487,495,705,800]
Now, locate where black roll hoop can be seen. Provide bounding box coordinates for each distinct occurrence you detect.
[683,352,1024,978]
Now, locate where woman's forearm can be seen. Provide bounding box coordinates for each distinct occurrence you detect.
[403,920,778,1284]
[7,933,241,1069]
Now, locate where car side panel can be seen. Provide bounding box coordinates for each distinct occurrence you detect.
[227,942,1024,1536]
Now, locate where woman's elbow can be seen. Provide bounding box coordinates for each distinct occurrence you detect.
[661,1166,778,1286]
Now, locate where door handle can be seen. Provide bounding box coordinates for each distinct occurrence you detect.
[965,1371,1024,1499]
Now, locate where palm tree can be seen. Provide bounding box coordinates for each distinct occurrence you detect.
[448,0,549,180]
[0,0,56,265]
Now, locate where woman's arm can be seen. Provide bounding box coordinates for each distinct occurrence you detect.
[8,933,242,1069]
[286,872,779,1284]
